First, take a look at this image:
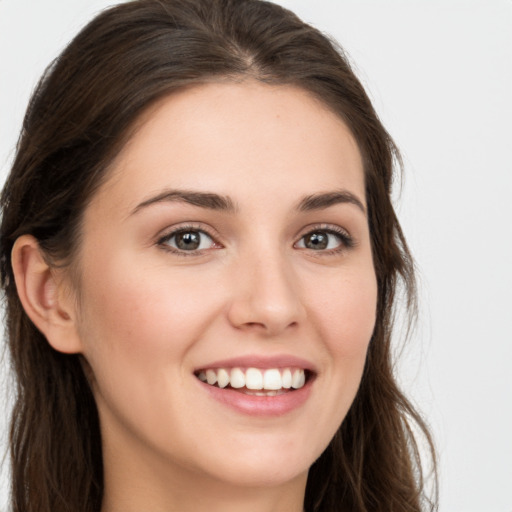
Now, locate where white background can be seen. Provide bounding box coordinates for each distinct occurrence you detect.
[0,1,511,511]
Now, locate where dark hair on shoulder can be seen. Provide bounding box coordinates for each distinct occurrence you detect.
[0,1,438,511]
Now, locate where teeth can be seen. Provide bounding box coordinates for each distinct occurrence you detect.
[292,369,306,389]
[246,368,263,390]
[217,368,230,388]
[263,369,282,390]
[197,367,307,391]
[282,368,292,389]
[206,369,217,386]
[230,368,245,388]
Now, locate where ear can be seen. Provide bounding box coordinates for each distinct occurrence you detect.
[11,235,83,354]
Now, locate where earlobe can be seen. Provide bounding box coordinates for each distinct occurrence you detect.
[11,235,82,354]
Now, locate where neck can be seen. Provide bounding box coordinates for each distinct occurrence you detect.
[101,464,307,512]
[100,429,307,512]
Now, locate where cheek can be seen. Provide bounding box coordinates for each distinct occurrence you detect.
[309,267,377,357]
[308,264,377,408]
[75,256,226,444]
[74,250,235,411]
[77,259,220,369]
[291,265,377,458]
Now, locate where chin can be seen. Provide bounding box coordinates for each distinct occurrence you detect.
[205,457,310,489]
[184,431,324,489]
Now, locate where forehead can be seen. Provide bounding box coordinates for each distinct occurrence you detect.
[94,81,365,213]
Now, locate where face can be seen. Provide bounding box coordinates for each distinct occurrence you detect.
[71,82,377,493]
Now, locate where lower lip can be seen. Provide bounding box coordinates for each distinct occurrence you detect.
[198,378,313,417]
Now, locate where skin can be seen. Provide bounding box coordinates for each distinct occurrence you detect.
[13,81,377,512]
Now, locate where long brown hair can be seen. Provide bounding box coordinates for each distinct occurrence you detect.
[0,1,437,510]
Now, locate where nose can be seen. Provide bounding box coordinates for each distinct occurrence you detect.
[226,250,306,337]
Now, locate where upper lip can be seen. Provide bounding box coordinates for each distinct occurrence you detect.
[194,354,317,373]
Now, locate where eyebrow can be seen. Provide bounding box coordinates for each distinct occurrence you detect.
[131,189,237,215]
[297,190,366,214]
[131,188,365,216]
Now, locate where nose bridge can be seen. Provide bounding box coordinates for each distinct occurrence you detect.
[228,240,304,334]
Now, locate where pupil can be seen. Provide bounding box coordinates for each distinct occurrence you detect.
[176,231,200,250]
[306,232,328,250]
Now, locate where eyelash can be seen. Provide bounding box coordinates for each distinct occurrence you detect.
[295,225,355,255]
[157,224,220,256]
[157,224,354,256]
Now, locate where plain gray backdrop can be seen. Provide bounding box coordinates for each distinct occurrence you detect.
[1,1,511,511]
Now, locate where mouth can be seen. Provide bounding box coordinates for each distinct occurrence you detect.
[194,367,312,396]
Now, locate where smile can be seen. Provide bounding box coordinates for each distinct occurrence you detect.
[194,356,316,416]
[195,367,307,395]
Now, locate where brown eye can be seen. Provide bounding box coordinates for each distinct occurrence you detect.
[296,229,351,251]
[162,229,215,252]
[303,232,329,250]
[175,231,201,250]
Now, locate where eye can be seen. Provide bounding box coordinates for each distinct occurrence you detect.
[295,228,352,252]
[159,228,217,252]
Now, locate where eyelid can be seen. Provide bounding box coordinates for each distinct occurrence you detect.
[294,223,355,252]
[155,222,355,256]
[156,223,223,255]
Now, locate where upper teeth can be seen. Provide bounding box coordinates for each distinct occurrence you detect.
[197,367,306,390]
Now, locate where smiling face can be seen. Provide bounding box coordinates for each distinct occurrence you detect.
[69,81,377,503]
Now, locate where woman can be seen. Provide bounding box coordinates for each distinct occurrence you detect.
[0,0,437,511]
